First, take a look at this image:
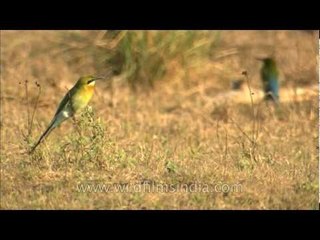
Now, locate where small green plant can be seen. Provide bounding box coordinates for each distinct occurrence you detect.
[165,160,178,174]
[60,106,107,168]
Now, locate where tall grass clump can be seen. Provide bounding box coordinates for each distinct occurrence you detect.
[56,30,221,90]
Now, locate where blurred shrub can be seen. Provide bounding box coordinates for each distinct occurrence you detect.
[57,30,221,90]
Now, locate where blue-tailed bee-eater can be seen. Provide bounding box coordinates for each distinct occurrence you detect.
[30,75,103,153]
[257,57,280,102]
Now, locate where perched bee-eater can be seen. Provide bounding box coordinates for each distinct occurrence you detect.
[30,75,103,153]
[257,57,280,102]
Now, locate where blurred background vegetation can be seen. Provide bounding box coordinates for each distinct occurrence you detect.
[3,30,316,93]
[55,30,221,90]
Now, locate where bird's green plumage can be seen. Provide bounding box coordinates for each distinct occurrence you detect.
[30,75,101,153]
[261,59,278,86]
[259,58,279,102]
[53,87,75,117]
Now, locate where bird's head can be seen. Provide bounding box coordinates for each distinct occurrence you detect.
[76,75,104,87]
[256,57,276,67]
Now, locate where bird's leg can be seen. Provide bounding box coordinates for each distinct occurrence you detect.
[72,116,82,137]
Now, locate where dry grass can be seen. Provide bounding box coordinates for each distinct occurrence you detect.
[0,30,318,209]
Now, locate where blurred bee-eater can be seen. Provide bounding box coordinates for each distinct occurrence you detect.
[30,75,103,153]
[257,57,279,102]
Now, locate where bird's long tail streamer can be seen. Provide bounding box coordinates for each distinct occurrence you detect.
[29,117,58,153]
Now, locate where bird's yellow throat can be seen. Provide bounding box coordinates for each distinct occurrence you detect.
[73,82,95,110]
[83,83,95,100]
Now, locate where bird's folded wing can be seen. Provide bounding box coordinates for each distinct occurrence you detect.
[53,87,75,117]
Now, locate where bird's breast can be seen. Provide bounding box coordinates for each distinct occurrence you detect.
[72,85,95,112]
